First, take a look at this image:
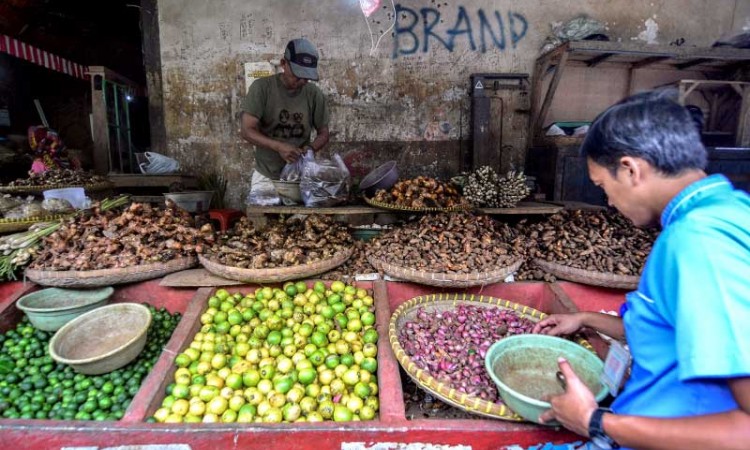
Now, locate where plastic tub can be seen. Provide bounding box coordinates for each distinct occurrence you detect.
[163,191,214,213]
[49,303,152,375]
[16,287,114,331]
[485,334,608,424]
[271,180,303,203]
[359,161,398,197]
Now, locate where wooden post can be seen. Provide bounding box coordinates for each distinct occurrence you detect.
[89,69,110,175]
[141,0,167,154]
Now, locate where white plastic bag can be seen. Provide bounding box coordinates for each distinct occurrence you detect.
[300,153,350,207]
[280,152,311,182]
[139,152,180,174]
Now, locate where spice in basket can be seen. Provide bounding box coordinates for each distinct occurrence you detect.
[372,176,470,209]
[370,213,523,274]
[199,214,352,269]
[399,304,535,401]
[28,199,213,271]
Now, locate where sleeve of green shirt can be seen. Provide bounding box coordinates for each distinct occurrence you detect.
[241,78,268,120]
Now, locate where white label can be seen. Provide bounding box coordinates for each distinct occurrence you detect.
[474,80,484,90]
[243,61,276,93]
[601,340,631,396]
[342,444,471,450]
[62,446,191,450]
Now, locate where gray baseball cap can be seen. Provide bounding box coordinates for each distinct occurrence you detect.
[284,38,320,81]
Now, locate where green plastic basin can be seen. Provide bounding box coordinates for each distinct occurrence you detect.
[16,287,114,331]
[485,334,608,425]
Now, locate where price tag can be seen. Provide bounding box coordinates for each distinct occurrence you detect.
[600,340,631,397]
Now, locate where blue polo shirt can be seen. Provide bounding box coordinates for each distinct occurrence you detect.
[612,174,750,419]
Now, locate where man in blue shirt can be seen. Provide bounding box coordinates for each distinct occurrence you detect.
[533,90,750,449]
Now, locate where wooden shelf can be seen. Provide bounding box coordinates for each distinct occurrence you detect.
[529,41,750,147]
[107,174,199,190]
[248,202,566,216]
[477,201,563,215]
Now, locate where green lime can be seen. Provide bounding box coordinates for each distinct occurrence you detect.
[332,405,353,421]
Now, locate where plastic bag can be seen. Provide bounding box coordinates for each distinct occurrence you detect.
[280,156,307,182]
[41,198,74,213]
[139,152,180,174]
[300,153,350,207]
[246,172,281,206]
[553,15,605,41]
[4,199,45,219]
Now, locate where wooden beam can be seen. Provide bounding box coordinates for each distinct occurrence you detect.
[529,43,569,144]
[90,74,110,175]
[536,50,570,139]
[630,56,670,69]
[674,58,710,70]
[586,53,613,67]
[141,0,167,154]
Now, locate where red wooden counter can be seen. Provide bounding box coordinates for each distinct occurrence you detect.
[0,279,613,450]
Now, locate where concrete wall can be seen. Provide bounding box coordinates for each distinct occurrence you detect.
[155,0,748,207]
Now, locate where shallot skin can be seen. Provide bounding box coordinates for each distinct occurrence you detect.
[400,304,536,401]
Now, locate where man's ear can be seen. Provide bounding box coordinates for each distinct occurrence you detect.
[618,156,645,186]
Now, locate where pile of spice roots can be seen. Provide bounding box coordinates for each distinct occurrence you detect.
[399,304,536,401]
[373,176,470,209]
[29,200,211,271]
[6,169,109,187]
[200,215,353,269]
[514,209,659,281]
[321,239,376,279]
[369,213,523,273]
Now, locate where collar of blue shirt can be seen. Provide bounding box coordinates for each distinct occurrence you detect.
[660,174,733,228]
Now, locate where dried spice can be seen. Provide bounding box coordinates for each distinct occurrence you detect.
[200,215,352,269]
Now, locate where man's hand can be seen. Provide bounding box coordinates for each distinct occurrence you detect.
[539,357,598,436]
[276,142,303,163]
[533,313,585,336]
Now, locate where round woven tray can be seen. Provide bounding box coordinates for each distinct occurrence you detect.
[0,214,69,234]
[368,255,523,287]
[24,256,197,288]
[389,293,595,420]
[0,181,114,195]
[198,248,353,284]
[363,196,473,213]
[533,258,639,290]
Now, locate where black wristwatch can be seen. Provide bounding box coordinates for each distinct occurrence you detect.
[589,407,620,449]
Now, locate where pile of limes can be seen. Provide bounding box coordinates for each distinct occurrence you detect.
[0,304,180,421]
[150,280,379,423]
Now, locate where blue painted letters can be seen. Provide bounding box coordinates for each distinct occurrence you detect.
[393,4,528,58]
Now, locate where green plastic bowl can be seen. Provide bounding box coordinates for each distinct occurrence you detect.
[16,287,114,331]
[485,334,608,425]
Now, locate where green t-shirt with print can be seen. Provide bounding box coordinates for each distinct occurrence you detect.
[241,74,329,179]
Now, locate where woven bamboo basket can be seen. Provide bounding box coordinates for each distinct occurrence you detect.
[368,255,523,288]
[0,214,69,234]
[0,181,114,195]
[24,256,197,288]
[533,258,639,290]
[198,248,353,284]
[363,196,473,213]
[389,292,595,420]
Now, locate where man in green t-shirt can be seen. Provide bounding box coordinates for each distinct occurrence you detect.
[240,38,330,204]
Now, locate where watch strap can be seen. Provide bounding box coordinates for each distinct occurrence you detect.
[589,407,620,449]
